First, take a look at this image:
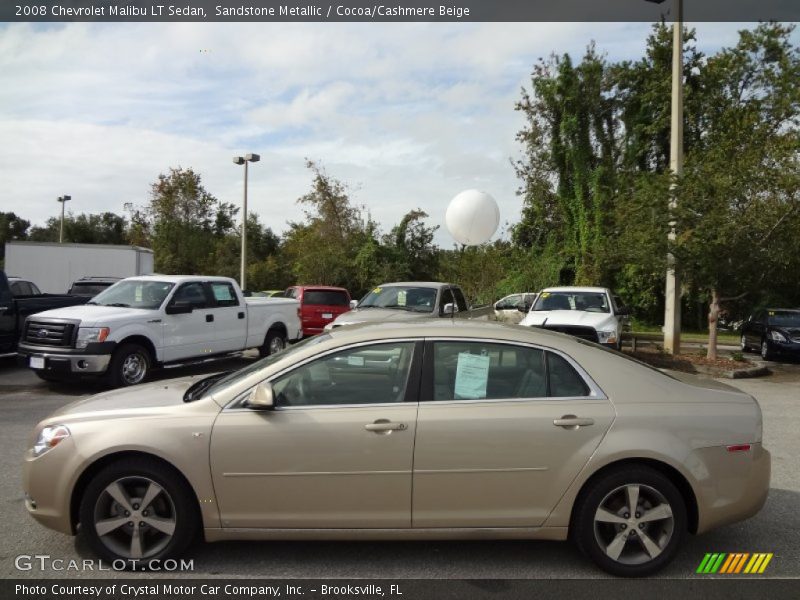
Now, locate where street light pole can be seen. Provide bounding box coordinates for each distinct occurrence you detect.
[663,0,683,355]
[646,0,683,354]
[57,195,71,243]
[233,154,260,291]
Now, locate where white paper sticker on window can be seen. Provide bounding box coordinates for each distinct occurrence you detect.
[454,352,491,399]
[348,355,365,367]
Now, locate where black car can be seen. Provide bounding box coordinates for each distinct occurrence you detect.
[741,308,800,360]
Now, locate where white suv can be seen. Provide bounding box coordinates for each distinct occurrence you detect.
[519,286,630,349]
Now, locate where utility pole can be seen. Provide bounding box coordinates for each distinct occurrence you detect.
[57,195,71,243]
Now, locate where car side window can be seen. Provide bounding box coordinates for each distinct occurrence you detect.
[271,342,416,407]
[171,282,209,309]
[547,352,590,397]
[210,282,239,307]
[29,282,41,295]
[431,342,546,401]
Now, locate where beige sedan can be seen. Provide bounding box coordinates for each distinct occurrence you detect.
[23,320,770,576]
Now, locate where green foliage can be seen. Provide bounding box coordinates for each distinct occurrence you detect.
[0,212,30,261]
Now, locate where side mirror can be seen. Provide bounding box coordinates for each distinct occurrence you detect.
[246,381,275,410]
[616,306,630,316]
[349,300,358,309]
[165,301,193,315]
[518,303,531,313]
[443,302,456,315]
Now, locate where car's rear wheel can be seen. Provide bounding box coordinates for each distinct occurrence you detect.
[107,343,150,387]
[572,466,686,577]
[740,334,749,352]
[79,458,198,569]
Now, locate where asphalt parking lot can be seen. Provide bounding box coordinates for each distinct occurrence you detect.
[0,354,798,580]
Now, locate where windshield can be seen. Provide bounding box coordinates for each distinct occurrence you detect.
[90,280,174,309]
[532,291,610,313]
[358,285,437,312]
[769,311,800,328]
[197,334,332,399]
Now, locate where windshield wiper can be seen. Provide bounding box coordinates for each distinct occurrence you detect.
[184,371,233,402]
[86,301,98,305]
[104,303,131,307]
[383,304,413,311]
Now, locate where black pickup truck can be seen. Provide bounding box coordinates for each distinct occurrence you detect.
[0,271,89,356]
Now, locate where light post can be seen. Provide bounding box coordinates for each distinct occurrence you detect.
[57,195,71,243]
[233,154,260,291]
[647,0,683,354]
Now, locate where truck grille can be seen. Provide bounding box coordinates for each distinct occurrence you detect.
[543,325,599,343]
[24,321,75,347]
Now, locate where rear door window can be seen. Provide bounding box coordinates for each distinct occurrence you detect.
[547,352,591,397]
[303,290,349,306]
[210,282,239,307]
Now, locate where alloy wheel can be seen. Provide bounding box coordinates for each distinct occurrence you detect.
[593,483,675,566]
[93,476,176,560]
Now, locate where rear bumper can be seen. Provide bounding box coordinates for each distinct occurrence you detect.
[694,443,771,534]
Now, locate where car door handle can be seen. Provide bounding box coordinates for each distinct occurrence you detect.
[553,415,594,429]
[238,312,245,319]
[364,420,408,433]
[206,314,214,323]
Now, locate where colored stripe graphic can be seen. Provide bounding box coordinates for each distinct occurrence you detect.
[698,552,772,574]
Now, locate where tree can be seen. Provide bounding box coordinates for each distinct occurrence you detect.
[0,212,30,263]
[27,212,129,245]
[674,23,800,358]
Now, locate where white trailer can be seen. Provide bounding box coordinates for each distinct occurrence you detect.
[4,242,154,294]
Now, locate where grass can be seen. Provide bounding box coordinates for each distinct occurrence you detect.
[629,318,739,345]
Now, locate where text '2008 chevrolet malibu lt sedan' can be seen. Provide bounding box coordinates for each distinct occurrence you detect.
[23,320,770,576]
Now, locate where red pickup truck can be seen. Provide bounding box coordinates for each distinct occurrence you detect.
[284,285,352,337]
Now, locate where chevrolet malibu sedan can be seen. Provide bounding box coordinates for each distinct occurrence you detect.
[23,321,769,576]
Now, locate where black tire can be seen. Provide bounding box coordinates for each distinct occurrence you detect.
[106,343,151,388]
[740,334,749,353]
[572,466,687,577]
[78,457,199,569]
[259,329,287,358]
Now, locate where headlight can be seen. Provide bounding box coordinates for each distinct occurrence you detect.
[76,327,110,348]
[597,330,617,343]
[769,330,787,342]
[32,425,70,457]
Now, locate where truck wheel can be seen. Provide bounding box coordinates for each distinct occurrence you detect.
[107,343,151,387]
[78,457,199,569]
[259,330,286,358]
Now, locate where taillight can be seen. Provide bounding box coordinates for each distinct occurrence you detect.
[726,444,751,453]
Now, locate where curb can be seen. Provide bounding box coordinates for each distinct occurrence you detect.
[693,364,770,379]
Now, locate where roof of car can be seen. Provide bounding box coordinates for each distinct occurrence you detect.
[327,318,571,345]
[289,285,349,291]
[541,286,609,294]
[73,276,122,282]
[123,275,237,284]
[376,281,455,289]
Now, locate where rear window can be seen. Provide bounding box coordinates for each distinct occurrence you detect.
[69,282,114,296]
[304,290,349,306]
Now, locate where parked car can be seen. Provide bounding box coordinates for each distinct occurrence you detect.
[284,285,352,336]
[740,308,800,360]
[67,276,122,297]
[0,271,89,356]
[23,320,769,576]
[493,293,538,324]
[520,287,630,350]
[327,281,491,330]
[16,275,302,386]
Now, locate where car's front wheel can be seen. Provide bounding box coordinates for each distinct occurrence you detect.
[572,466,686,577]
[78,458,199,569]
[106,343,151,387]
[761,339,775,361]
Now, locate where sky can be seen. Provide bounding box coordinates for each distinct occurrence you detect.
[0,21,782,246]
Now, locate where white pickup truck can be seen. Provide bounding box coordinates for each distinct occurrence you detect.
[17,275,302,387]
[519,286,630,350]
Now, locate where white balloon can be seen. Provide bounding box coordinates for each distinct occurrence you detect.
[445,189,500,246]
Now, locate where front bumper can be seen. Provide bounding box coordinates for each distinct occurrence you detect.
[23,439,81,535]
[765,338,800,357]
[18,342,115,375]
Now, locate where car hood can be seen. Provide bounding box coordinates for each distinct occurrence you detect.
[332,307,433,325]
[45,376,203,423]
[521,310,616,330]
[26,304,158,326]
